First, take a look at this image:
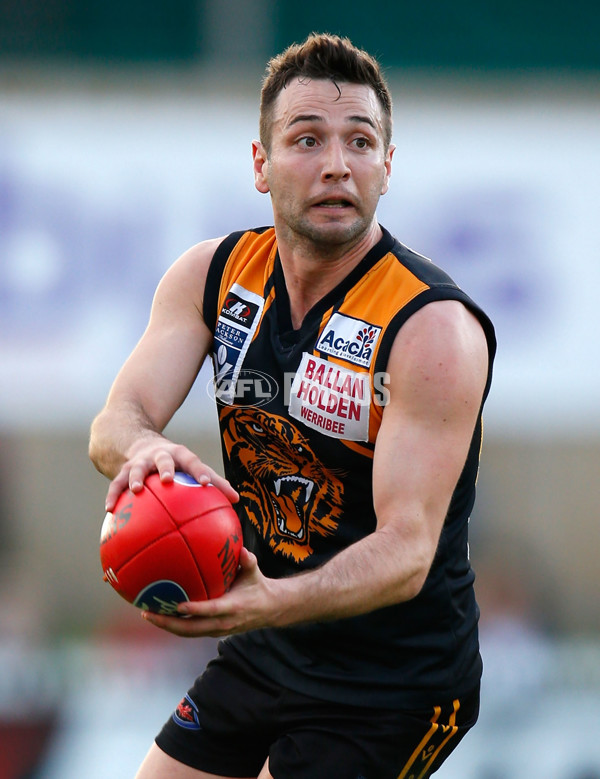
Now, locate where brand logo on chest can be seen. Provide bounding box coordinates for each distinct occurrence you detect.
[315,313,381,368]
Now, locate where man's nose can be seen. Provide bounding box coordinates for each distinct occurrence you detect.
[321,140,351,181]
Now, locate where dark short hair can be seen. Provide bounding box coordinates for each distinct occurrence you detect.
[260,33,393,153]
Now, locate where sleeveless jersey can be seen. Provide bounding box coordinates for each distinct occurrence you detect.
[203,225,496,709]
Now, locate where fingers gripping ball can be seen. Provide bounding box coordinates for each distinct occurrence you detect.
[99,472,242,615]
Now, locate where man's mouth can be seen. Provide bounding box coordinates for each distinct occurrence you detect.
[314,199,353,209]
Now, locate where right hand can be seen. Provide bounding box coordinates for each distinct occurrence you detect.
[104,435,239,511]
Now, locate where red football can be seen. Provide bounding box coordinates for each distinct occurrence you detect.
[99,472,242,614]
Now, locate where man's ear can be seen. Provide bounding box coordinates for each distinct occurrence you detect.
[252,140,270,194]
[381,143,395,196]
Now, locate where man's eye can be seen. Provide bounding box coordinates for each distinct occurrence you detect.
[353,137,370,149]
[298,137,317,149]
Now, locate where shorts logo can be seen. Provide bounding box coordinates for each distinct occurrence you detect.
[172,694,201,731]
[316,313,381,368]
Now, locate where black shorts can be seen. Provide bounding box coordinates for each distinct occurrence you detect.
[155,642,480,779]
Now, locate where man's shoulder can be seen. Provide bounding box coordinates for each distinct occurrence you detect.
[211,226,276,263]
[385,235,458,290]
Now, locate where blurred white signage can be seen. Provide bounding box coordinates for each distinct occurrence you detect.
[1,87,599,435]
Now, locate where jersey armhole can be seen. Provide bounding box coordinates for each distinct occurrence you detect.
[203,230,247,333]
[374,286,497,401]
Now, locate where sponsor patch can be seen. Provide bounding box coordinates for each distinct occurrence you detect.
[173,694,201,731]
[213,284,264,405]
[289,353,370,441]
[315,313,381,368]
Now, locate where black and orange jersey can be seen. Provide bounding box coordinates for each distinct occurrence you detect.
[203,225,496,708]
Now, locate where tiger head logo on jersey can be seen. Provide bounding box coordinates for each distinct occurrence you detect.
[220,407,344,563]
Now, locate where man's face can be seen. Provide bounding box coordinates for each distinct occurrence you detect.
[253,78,394,251]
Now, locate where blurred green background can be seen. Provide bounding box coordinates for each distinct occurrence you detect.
[1,1,599,777]
[2,0,599,70]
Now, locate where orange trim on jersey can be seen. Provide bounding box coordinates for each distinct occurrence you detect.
[339,252,429,329]
[218,228,278,314]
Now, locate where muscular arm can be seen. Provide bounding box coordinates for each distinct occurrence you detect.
[146,300,490,636]
[89,236,237,508]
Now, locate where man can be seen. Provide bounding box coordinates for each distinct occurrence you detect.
[90,33,495,779]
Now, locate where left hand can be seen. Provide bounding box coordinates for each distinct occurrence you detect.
[141,548,278,638]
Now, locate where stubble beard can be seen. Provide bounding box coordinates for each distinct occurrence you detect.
[279,205,375,259]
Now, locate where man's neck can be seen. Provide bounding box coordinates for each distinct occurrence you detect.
[276,222,383,329]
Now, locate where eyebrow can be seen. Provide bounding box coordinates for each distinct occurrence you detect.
[287,114,377,130]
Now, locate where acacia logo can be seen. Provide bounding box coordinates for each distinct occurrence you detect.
[316,314,382,368]
[206,368,279,407]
